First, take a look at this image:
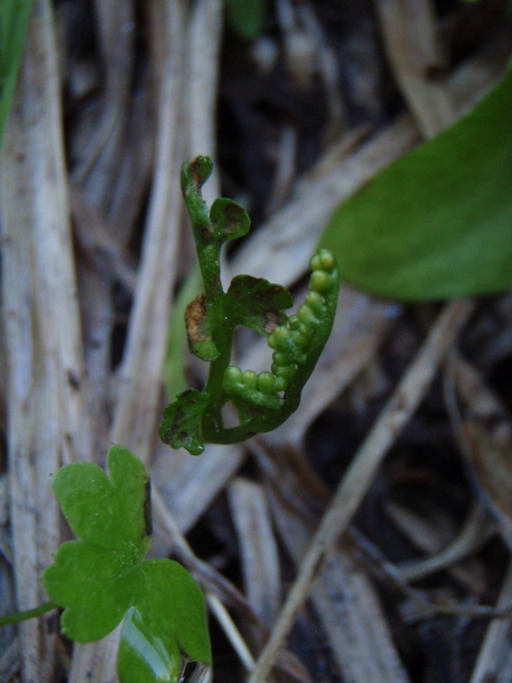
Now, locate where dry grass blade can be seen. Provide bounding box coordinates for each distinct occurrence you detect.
[0,0,88,679]
[285,522,410,682]
[110,0,185,461]
[0,639,19,681]
[469,562,512,683]
[185,0,223,202]
[449,354,512,540]
[72,0,134,211]
[228,478,281,633]
[207,594,255,675]
[248,299,474,681]
[112,0,223,461]
[266,474,410,682]
[395,502,492,585]
[70,187,137,292]
[151,442,246,544]
[151,487,253,614]
[375,0,455,136]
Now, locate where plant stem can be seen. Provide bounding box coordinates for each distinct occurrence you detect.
[0,601,56,627]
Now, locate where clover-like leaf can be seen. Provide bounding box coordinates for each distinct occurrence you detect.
[159,389,209,456]
[225,275,293,337]
[41,446,211,682]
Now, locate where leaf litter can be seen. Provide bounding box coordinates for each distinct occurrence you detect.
[1,0,512,681]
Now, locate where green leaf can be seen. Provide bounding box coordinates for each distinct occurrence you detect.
[41,446,151,641]
[186,155,214,188]
[41,446,211,681]
[210,198,250,242]
[47,445,151,557]
[319,66,512,300]
[159,389,209,455]
[42,542,134,641]
[0,0,33,150]
[117,561,211,682]
[118,607,182,682]
[225,275,293,337]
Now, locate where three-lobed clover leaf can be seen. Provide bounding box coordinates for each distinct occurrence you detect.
[41,445,211,682]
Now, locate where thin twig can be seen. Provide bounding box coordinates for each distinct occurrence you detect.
[207,594,256,673]
[350,528,512,623]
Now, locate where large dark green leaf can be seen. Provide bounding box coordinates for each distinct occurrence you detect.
[319,66,512,300]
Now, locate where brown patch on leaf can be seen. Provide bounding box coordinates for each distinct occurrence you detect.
[244,276,259,289]
[223,205,245,233]
[185,292,210,345]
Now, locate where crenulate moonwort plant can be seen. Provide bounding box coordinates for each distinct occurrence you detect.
[160,156,340,455]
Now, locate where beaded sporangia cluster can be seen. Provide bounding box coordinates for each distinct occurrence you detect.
[160,156,339,455]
